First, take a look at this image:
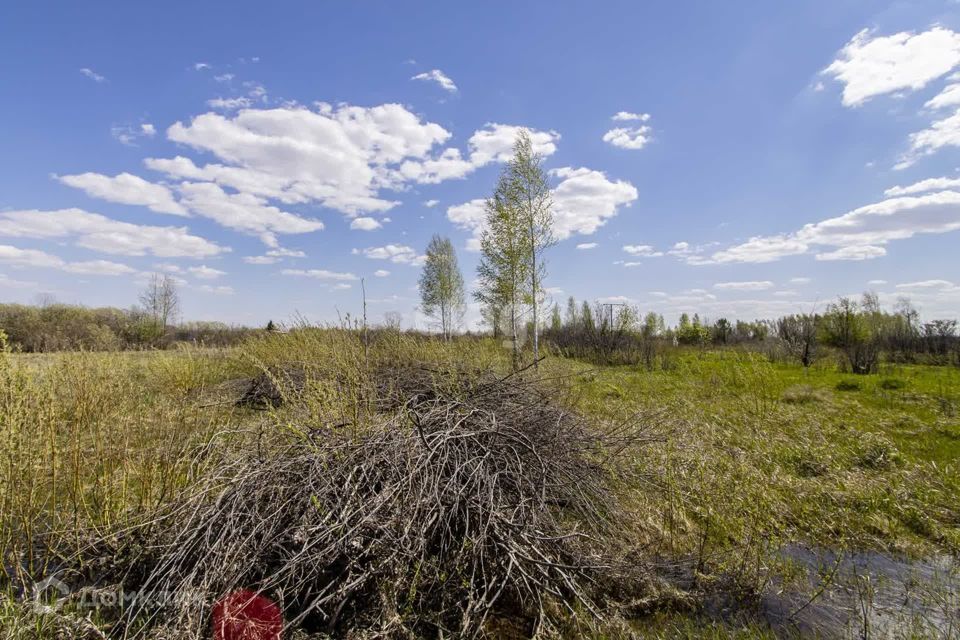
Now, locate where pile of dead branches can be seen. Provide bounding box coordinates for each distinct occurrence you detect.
[120,369,653,638]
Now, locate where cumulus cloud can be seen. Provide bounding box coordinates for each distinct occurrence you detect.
[350,217,382,231]
[411,69,457,92]
[611,111,651,122]
[576,242,597,250]
[207,96,253,110]
[0,244,135,275]
[176,181,324,246]
[897,108,960,168]
[280,268,358,280]
[697,190,960,264]
[925,83,960,110]
[447,167,637,249]
[551,167,638,239]
[622,244,662,257]
[159,103,451,215]
[823,27,960,107]
[424,199,439,208]
[56,172,188,216]
[884,176,960,196]
[815,245,887,261]
[374,269,390,277]
[354,244,424,265]
[243,255,279,265]
[187,265,226,279]
[0,208,226,257]
[713,281,774,291]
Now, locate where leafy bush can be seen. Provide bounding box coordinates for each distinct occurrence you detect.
[835,379,861,391]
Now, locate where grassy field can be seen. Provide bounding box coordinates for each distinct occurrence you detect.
[1,333,957,638]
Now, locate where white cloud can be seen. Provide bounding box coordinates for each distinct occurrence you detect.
[714,281,774,291]
[789,277,812,285]
[823,27,960,107]
[355,244,424,265]
[207,97,253,110]
[158,103,453,215]
[884,176,960,196]
[466,123,559,166]
[551,167,638,239]
[0,244,134,276]
[0,273,35,289]
[897,108,960,168]
[815,245,887,261]
[62,260,137,276]
[0,244,68,268]
[446,198,487,251]
[0,208,227,257]
[424,199,439,208]
[194,62,211,71]
[602,126,653,150]
[80,68,106,83]
[611,111,651,122]
[925,83,960,110]
[176,181,324,246]
[111,123,155,146]
[187,265,226,280]
[214,73,234,83]
[698,189,960,264]
[350,217,382,231]
[266,247,305,258]
[447,167,637,249]
[243,255,279,265]
[281,268,358,281]
[868,279,887,285]
[576,242,597,250]
[622,244,662,257]
[411,69,457,92]
[56,172,188,216]
[196,284,234,295]
[895,279,957,290]
[374,269,390,277]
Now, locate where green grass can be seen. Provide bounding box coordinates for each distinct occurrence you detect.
[1,336,957,637]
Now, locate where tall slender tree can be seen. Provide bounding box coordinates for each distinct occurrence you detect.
[476,166,529,368]
[419,235,465,340]
[510,131,555,369]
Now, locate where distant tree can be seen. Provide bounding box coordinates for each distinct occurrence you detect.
[581,301,595,332]
[550,303,562,331]
[641,312,664,338]
[777,314,819,367]
[565,296,580,328]
[419,235,465,340]
[383,311,403,331]
[139,273,180,337]
[820,297,877,374]
[711,318,730,344]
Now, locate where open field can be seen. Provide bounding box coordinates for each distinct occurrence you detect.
[1,332,958,638]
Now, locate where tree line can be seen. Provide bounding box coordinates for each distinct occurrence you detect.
[0,274,256,352]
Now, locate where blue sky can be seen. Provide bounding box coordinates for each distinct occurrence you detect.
[2,0,960,328]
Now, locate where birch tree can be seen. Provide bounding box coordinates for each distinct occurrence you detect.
[418,235,465,340]
[510,130,554,368]
[139,273,180,334]
[476,167,529,369]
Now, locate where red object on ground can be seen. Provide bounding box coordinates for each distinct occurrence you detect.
[212,589,283,640]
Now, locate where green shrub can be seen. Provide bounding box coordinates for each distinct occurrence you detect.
[781,384,828,404]
[835,379,861,392]
[854,432,902,470]
[878,377,907,390]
